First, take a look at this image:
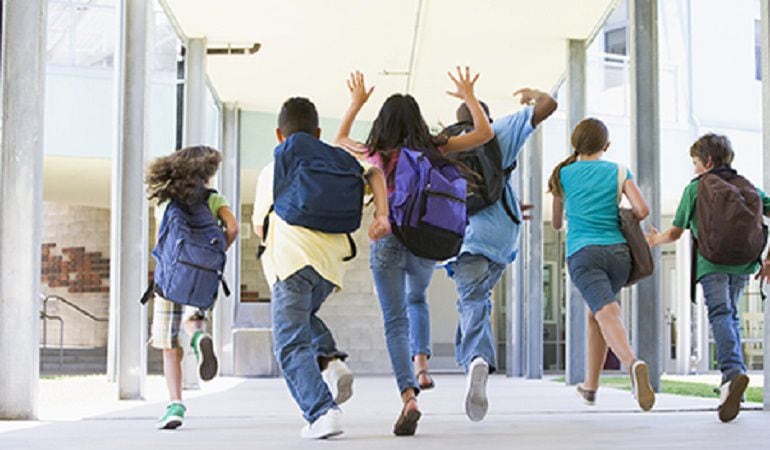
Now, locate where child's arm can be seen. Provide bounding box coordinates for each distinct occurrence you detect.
[624,178,650,220]
[551,195,564,230]
[217,206,239,249]
[646,225,683,248]
[334,71,374,155]
[443,66,494,154]
[364,166,390,240]
[514,88,558,127]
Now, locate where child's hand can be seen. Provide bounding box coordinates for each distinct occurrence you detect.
[347,71,374,107]
[754,259,770,285]
[446,66,480,102]
[368,215,391,240]
[514,88,539,105]
[645,225,660,248]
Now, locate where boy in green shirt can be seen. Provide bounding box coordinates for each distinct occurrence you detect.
[648,133,770,423]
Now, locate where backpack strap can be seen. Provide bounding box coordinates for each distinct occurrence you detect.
[343,234,357,262]
[256,205,274,260]
[140,280,155,305]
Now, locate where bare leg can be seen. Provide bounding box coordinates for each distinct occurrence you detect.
[594,302,636,368]
[584,310,608,391]
[413,353,432,387]
[182,317,205,338]
[163,347,183,402]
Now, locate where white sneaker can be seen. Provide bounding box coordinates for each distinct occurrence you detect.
[300,408,343,439]
[322,359,353,405]
[718,373,749,423]
[464,357,489,422]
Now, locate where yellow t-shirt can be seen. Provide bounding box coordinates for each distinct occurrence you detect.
[253,160,372,289]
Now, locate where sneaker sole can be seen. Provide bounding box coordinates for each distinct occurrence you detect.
[719,374,749,423]
[334,373,353,405]
[302,429,344,440]
[633,362,655,412]
[157,417,183,430]
[465,363,489,422]
[197,335,218,382]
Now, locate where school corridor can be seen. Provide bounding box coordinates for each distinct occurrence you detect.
[1,374,767,449]
[2,0,770,447]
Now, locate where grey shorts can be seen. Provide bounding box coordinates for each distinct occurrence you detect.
[567,244,631,313]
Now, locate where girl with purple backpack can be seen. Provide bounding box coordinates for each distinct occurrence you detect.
[335,68,493,436]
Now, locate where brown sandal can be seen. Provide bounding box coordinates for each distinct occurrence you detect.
[393,396,421,436]
[416,369,435,390]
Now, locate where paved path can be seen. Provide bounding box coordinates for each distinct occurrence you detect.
[1,375,768,449]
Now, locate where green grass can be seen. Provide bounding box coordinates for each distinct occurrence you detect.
[552,376,763,403]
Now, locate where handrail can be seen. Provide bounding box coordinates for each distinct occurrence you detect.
[43,294,108,322]
[39,311,64,371]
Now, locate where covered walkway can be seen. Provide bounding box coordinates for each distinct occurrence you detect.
[0,375,767,449]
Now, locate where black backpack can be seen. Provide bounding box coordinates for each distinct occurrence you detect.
[442,121,519,223]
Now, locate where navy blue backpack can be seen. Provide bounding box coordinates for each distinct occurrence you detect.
[259,132,364,261]
[273,132,365,233]
[142,191,230,310]
[389,148,467,260]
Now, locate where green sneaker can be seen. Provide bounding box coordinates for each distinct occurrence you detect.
[157,402,186,430]
[191,331,218,382]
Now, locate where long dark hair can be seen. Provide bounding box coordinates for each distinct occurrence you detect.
[366,94,452,182]
[547,118,609,197]
[146,145,222,207]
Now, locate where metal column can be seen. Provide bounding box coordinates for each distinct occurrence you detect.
[110,0,152,400]
[214,103,241,376]
[526,128,544,379]
[565,39,587,385]
[507,167,527,377]
[629,0,662,391]
[181,37,207,389]
[0,0,47,419]
[760,0,770,412]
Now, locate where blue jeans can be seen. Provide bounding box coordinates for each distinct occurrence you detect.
[448,253,505,373]
[370,234,435,394]
[271,266,346,423]
[700,273,749,384]
[700,273,749,383]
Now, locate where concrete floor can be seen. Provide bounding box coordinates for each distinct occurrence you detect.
[1,374,768,449]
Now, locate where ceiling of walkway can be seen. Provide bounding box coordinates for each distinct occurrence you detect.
[163,0,616,123]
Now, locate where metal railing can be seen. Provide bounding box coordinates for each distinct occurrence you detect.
[39,293,108,372]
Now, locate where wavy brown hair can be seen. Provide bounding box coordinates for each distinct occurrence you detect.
[146,146,222,207]
[689,133,734,168]
[547,118,609,197]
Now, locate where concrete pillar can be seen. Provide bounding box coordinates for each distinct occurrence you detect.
[629,0,662,391]
[565,38,587,385]
[760,0,770,412]
[181,37,207,389]
[110,0,153,400]
[525,128,544,379]
[213,103,241,376]
[0,0,46,420]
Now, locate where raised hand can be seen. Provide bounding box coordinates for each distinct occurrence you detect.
[514,88,539,105]
[347,70,375,107]
[446,66,480,101]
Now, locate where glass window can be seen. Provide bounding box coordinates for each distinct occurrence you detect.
[604,26,627,57]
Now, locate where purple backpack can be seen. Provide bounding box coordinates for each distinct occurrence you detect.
[389,148,467,260]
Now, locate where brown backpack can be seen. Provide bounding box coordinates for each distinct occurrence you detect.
[616,165,654,286]
[696,167,766,265]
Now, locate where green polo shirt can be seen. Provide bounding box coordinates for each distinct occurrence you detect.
[672,179,770,280]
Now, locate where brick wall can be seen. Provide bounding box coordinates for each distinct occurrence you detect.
[40,203,111,348]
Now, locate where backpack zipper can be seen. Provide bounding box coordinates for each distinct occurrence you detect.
[425,187,465,203]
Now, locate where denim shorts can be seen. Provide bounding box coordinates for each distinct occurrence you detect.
[567,244,631,313]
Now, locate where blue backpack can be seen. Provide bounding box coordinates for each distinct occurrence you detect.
[273,132,365,233]
[389,148,467,260]
[142,191,230,310]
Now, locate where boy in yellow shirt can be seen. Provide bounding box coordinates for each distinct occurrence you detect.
[253,97,388,439]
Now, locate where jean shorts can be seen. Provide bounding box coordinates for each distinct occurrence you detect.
[567,244,631,313]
